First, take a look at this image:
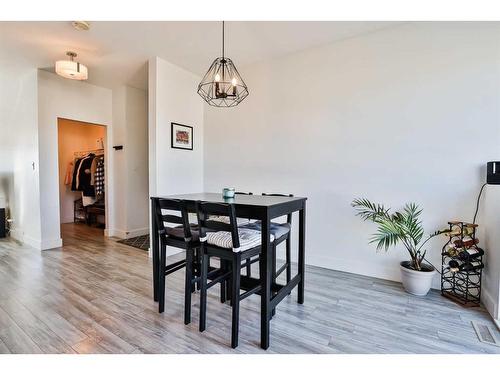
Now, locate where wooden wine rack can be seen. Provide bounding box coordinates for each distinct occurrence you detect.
[441,221,483,307]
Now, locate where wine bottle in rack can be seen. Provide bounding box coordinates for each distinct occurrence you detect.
[448,260,461,272]
[453,236,479,248]
[445,243,459,257]
[448,259,484,272]
[457,247,484,261]
[462,226,475,236]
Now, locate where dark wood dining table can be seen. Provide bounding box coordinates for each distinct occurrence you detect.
[150,192,307,349]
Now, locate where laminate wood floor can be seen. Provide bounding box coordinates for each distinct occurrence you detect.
[0,223,498,354]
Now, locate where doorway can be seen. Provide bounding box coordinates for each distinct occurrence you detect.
[57,118,107,245]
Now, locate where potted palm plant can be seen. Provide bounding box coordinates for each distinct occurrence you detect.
[351,198,448,296]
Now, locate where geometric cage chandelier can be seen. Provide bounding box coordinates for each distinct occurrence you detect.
[197,21,249,107]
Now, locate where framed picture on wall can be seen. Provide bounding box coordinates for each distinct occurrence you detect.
[171,122,193,150]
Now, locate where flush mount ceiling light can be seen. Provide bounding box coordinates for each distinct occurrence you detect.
[55,51,88,80]
[197,21,249,107]
[72,21,91,31]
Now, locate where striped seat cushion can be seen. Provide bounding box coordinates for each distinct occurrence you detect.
[240,222,291,239]
[205,228,275,252]
[209,215,250,226]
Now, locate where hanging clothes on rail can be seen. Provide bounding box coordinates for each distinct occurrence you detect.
[94,157,105,199]
[71,153,96,206]
[71,156,85,191]
[64,161,74,186]
[71,151,105,207]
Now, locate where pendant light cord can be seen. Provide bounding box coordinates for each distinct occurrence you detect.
[473,182,487,225]
[222,21,225,59]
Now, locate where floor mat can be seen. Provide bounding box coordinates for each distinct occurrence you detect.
[117,235,149,251]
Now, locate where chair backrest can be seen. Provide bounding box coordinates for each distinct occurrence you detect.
[195,201,240,249]
[262,193,294,224]
[153,198,193,241]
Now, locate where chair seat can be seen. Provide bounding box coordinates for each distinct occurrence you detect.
[209,215,250,226]
[205,228,275,252]
[166,224,199,241]
[240,222,291,240]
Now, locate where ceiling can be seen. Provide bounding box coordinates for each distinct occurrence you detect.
[0,21,401,90]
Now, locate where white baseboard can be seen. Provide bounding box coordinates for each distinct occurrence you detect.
[306,253,442,290]
[306,252,399,280]
[40,237,63,250]
[10,229,40,249]
[105,227,149,239]
[166,247,183,257]
[9,229,23,243]
[494,319,500,331]
[146,245,183,258]
[8,229,61,250]
[481,286,499,321]
[127,227,150,238]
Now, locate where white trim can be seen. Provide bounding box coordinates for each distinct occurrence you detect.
[9,229,61,250]
[40,237,63,250]
[21,235,40,249]
[494,319,500,331]
[481,286,499,321]
[166,247,183,257]
[306,252,442,290]
[127,227,150,238]
[105,227,149,239]
[147,244,183,258]
[9,229,23,243]
[12,231,41,249]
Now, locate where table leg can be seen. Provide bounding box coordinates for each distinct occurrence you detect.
[260,213,271,349]
[298,203,306,304]
[151,199,159,302]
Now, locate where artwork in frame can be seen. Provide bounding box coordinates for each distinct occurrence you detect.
[171,122,193,150]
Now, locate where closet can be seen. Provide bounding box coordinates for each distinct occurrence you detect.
[58,118,106,236]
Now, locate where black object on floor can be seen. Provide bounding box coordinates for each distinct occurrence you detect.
[118,235,149,251]
[0,208,5,238]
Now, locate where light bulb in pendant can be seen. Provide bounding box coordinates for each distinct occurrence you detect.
[214,73,221,97]
[231,77,237,96]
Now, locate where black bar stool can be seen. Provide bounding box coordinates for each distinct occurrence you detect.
[241,193,293,285]
[152,198,201,324]
[262,193,294,286]
[196,201,272,348]
[235,191,255,276]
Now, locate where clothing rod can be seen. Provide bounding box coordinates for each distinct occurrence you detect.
[74,149,105,157]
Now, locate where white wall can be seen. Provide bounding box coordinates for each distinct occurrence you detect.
[204,22,500,290]
[111,86,127,236]
[148,57,204,198]
[0,56,41,247]
[38,70,112,249]
[109,85,149,239]
[482,186,500,321]
[148,57,204,255]
[125,86,149,234]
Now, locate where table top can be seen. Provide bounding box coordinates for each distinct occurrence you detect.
[152,192,306,207]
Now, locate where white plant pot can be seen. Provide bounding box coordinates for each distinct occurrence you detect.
[399,261,435,296]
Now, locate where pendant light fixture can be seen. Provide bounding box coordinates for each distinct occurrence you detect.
[55,51,88,81]
[197,21,249,107]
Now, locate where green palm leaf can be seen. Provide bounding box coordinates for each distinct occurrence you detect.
[352,197,448,271]
[351,198,390,222]
[369,219,403,251]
